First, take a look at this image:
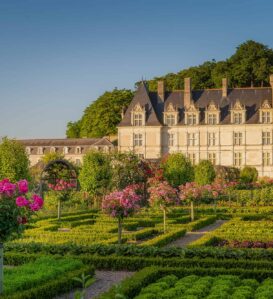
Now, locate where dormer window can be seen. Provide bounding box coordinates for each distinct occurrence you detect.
[26,147,31,155]
[259,100,273,124]
[164,103,178,126]
[50,147,56,153]
[63,147,69,154]
[76,146,82,154]
[131,103,145,126]
[185,102,200,125]
[230,100,246,124]
[205,101,220,125]
[38,147,44,155]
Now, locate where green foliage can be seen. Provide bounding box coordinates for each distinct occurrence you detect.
[214,165,240,183]
[67,89,134,138]
[110,152,145,190]
[41,152,65,164]
[79,151,111,197]
[194,160,216,186]
[240,166,258,183]
[66,121,81,138]
[0,138,30,182]
[162,153,194,187]
[138,40,273,91]
[73,272,95,299]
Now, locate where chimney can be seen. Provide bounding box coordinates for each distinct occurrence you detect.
[222,78,228,98]
[157,80,165,101]
[184,77,191,107]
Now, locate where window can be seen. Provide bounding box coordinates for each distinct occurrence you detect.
[136,153,144,159]
[187,133,197,146]
[76,147,82,154]
[263,152,271,166]
[233,112,243,124]
[262,132,271,145]
[165,114,175,126]
[63,147,69,154]
[234,152,242,167]
[208,152,216,165]
[133,113,143,126]
[38,147,44,155]
[188,153,196,165]
[208,132,216,146]
[262,111,271,123]
[208,114,217,125]
[26,147,31,155]
[133,134,143,146]
[50,147,56,153]
[187,114,197,125]
[168,133,174,146]
[234,132,243,145]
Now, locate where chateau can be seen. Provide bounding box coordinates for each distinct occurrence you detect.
[19,138,114,166]
[118,75,273,177]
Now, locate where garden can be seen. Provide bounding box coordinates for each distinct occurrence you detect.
[3,139,273,298]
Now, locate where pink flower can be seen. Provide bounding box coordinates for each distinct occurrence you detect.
[16,196,29,207]
[32,194,44,209]
[18,179,28,194]
[0,179,16,197]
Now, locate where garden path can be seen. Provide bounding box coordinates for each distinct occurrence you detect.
[166,219,227,248]
[55,270,134,299]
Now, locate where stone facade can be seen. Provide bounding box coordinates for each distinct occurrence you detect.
[18,138,114,166]
[118,75,273,177]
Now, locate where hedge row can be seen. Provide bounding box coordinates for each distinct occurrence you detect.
[7,252,273,272]
[99,266,273,299]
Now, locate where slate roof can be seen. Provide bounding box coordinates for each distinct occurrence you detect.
[119,83,272,126]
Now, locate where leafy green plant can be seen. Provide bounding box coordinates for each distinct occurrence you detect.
[73,272,95,299]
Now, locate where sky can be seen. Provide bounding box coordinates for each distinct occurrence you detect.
[1,0,273,139]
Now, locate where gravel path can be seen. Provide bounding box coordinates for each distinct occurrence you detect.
[55,270,134,299]
[166,220,227,248]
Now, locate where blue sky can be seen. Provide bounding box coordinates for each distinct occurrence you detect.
[0,0,273,138]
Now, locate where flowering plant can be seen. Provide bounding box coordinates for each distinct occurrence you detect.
[48,179,76,219]
[102,184,142,243]
[148,180,178,233]
[0,178,43,243]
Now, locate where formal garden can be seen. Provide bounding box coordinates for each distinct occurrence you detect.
[3,139,273,298]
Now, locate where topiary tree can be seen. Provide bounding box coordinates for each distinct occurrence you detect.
[79,151,111,207]
[214,165,240,183]
[148,180,178,233]
[195,160,216,186]
[240,166,258,183]
[179,182,203,221]
[0,138,30,182]
[102,185,142,244]
[162,153,194,187]
[0,178,43,294]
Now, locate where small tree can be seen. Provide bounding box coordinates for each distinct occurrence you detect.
[195,160,216,186]
[0,178,43,294]
[102,185,142,244]
[48,179,76,219]
[148,181,178,233]
[179,182,203,221]
[0,138,30,182]
[240,166,258,183]
[79,151,111,207]
[162,153,194,187]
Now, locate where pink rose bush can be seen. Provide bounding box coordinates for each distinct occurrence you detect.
[0,178,43,243]
[102,184,142,243]
[148,180,178,233]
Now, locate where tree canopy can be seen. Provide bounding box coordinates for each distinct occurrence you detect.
[0,138,30,182]
[194,160,216,186]
[67,40,273,138]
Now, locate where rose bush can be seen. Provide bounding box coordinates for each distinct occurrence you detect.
[102,184,142,244]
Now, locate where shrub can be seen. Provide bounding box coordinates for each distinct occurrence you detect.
[194,160,216,186]
[240,166,258,184]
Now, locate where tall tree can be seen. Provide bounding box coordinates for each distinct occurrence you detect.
[0,138,30,182]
